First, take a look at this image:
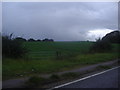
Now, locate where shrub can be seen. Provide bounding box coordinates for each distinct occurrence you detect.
[2,34,27,58]
[90,38,112,53]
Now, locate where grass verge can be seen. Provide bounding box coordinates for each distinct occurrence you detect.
[24,64,115,88]
[3,53,118,80]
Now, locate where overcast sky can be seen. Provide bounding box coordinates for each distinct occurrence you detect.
[2,2,118,41]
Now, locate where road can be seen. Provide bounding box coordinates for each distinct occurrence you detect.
[54,66,120,88]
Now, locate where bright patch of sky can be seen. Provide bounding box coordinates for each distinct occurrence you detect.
[87,29,114,41]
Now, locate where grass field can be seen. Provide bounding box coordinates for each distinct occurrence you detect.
[3,53,118,80]
[3,41,119,80]
[24,41,93,59]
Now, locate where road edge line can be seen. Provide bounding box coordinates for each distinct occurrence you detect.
[50,66,120,89]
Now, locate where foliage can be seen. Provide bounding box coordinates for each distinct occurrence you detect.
[14,37,27,42]
[102,30,120,43]
[36,39,41,42]
[2,34,27,58]
[90,31,120,53]
[3,53,118,80]
[27,38,54,42]
[90,38,112,53]
[28,38,35,42]
[42,38,54,42]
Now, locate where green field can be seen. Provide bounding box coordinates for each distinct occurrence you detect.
[3,41,119,80]
[24,41,93,59]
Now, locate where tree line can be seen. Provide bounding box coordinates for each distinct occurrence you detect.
[15,37,54,42]
[2,30,120,59]
[2,34,54,58]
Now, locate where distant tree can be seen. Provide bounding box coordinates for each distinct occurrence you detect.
[87,40,89,42]
[37,39,41,42]
[28,38,35,42]
[49,39,54,42]
[42,38,54,42]
[42,38,49,42]
[14,37,27,42]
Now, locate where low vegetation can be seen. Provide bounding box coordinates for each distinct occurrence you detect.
[23,41,93,60]
[2,34,27,58]
[49,74,61,81]
[90,38,112,53]
[2,31,119,81]
[3,52,118,80]
[61,72,79,79]
[90,30,120,53]
[24,64,114,88]
[25,76,47,87]
[96,65,111,70]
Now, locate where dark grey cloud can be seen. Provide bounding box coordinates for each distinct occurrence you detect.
[0,2,2,32]
[2,2,118,41]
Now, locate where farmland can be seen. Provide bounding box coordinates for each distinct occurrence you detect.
[24,41,93,59]
[3,41,119,80]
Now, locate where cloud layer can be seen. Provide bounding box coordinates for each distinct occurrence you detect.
[2,2,118,41]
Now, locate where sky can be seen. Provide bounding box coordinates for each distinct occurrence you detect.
[2,2,118,41]
[0,2,2,33]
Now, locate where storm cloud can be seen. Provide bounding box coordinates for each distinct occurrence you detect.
[2,2,118,41]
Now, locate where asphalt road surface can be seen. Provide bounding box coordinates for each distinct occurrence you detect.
[54,66,120,88]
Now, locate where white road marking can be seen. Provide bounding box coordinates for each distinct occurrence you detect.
[50,66,120,89]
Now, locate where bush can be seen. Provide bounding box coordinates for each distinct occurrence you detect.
[90,38,112,53]
[2,34,27,58]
